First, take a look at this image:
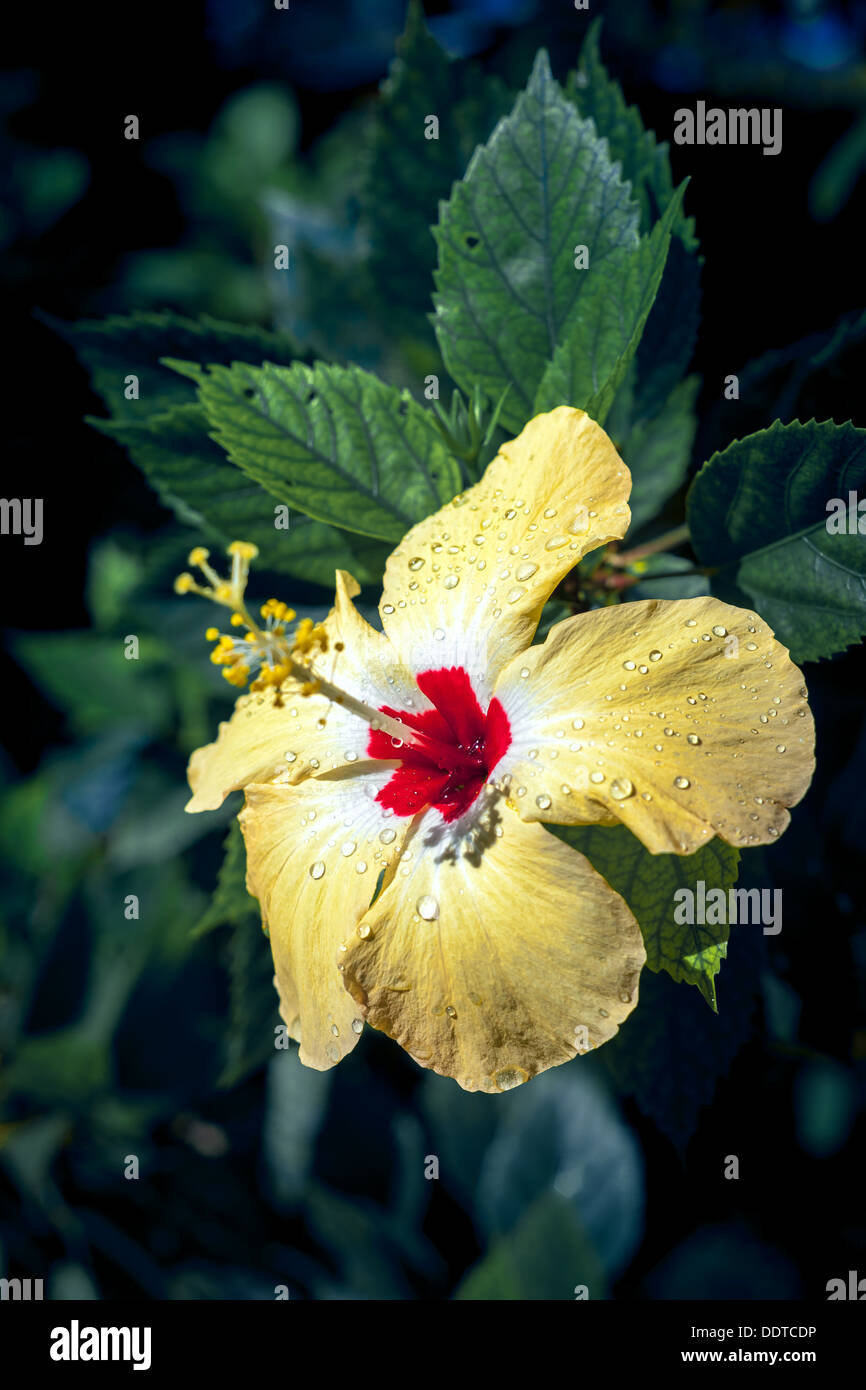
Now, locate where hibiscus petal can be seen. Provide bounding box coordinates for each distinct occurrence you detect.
[340,794,645,1092]
[239,766,410,1070]
[492,597,816,853]
[378,407,631,700]
[187,571,426,811]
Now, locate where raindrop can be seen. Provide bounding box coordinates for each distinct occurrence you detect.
[687,734,701,745]
[610,778,634,801]
[623,660,636,671]
[572,717,585,730]
[330,1023,340,1037]
[351,1018,363,1034]
[433,628,446,640]
[284,751,297,762]
[345,750,358,762]
[356,861,368,874]
[649,650,662,661]
[516,561,538,581]
[776,744,787,753]
[443,574,459,589]
[520,667,530,679]
[712,625,727,637]
[341,841,357,857]
[673,776,690,789]
[357,923,372,939]
[590,771,605,784]
[408,557,425,570]
[382,603,395,615]
[326,1042,340,1063]
[544,534,568,550]
[310,861,325,880]
[536,793,552,809]
[379,828,397,844]
[445,1005,457,1018]
[506,585,527,604]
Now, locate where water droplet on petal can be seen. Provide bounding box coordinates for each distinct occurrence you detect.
[443,574,459,589]
[520,667,530,679]
[776,744,787,753]
[673,776,690,789]
[382,603,395,614]
[417,894,439,920]
[610,778,634,800]
[445,1005,457,1018]
[433,628,445,641]
[357,923,372,939]
[535,793,552,809]
[341,840,356,857]
[408,556,424,571]
[284,751,297,762]
[506,585,527,604]
[544,534,568,551]
[649,650,663,662]
[351,1018,363,1034]
[712,625,727,637]
[572,717,584,730]
[590,771,605,784]
[310,861,326,880]
[623,660,636,671]
[687,734,701,745]
[356,861,368,874]
[379,828,397,844]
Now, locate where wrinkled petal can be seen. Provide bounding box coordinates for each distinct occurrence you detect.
[187,571,427,811]
[378,408,631,700]
[340,791,645,1092]
[492,597,816,853]
[239,766,410,1069]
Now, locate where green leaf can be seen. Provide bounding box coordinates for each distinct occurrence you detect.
[455,1192,607,1300]
[601,923,764,1147]
[432,51,640,433]
[194,822,258,938]
[614,375,700,535]
[93,403,387,587]
[44,309,303,421]
[634,236,702,416]
[557,824,740,1008]
[180,358,463,542]
[687,419,866,662]
[565,20,701,416]
[364,0,511,325]
[628,553,710,601]
[567,19,696,249]
[533,186,683,423]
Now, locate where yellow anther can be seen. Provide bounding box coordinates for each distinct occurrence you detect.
[222,663,250,687]
[300,680,321,697]
[228,541,259,560]
[217,634,235,650]
[188,547,210,567]
[230,613,245,627]
[205,627,219,641]
[174,573,195,594]
[215,582,234,602]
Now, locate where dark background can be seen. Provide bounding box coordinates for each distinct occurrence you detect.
[1,0,864,1301]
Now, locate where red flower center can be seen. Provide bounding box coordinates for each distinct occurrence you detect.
[368,666,511,823]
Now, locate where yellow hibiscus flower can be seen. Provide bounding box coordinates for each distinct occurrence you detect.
[180,408,815,1093]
